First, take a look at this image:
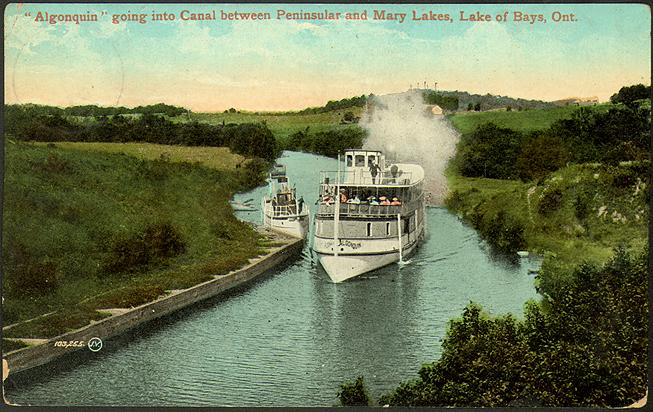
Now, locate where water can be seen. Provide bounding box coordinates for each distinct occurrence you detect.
[5,151,540,406]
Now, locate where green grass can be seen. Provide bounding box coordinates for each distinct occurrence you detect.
[2,339,29,353]
[448,104,611,135]
[2,140,271,338]
[172,107,365,144]
[38,142,247,170]
[446,163,649,271]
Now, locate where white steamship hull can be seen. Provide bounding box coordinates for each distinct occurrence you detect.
[314,228,424,282]
[263,212,309,239]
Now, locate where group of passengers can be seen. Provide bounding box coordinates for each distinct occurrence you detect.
[321,189,402,206]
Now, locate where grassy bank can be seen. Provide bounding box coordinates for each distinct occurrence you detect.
[448,104,611,135]
[2,141,271,342]
[446,162,648,272]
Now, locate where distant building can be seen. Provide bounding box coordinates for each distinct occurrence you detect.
[430,105,443,115]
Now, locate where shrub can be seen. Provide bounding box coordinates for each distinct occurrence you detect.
[338,376,371,406]
[104,233,150,273]
[238,157,269,189]
[381,248,648,407]
[143,222,186,258]
[104,222,186,274]
[457,123,524,180]
[538,188,563,215]
[32,152,71,174]
[9,259,60,296]
[573,193,591,220]
[445,190,464,211]
[137,156,170,181]
[483,211,526,254]
[517,134,569,181]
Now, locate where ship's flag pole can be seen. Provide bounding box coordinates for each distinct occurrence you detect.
[397,213,403,263]
[334,154,340,257]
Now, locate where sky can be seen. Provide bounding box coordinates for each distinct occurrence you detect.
[4,3,651,112]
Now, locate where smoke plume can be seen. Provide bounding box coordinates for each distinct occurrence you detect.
[361,90,460,205]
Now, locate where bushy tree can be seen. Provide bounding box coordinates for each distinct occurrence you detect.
[379,247,648,407]
[457,123,524,179]
[610,84,651,107]
[517,133,570,181]
[338,376,371,406]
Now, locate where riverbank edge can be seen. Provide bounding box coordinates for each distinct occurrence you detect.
[3,235,304,376]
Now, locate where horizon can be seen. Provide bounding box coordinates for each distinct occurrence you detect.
[4,3,650,111]
[1,87,621,113]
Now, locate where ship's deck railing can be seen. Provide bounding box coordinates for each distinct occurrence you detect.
[316,201,419,217]
[271,204,297,216]
[319,170,413,186]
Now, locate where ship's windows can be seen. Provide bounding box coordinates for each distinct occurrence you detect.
[346,155,353,167]
[355,155,365,167]
[386,222,391,236]
[366,222,372,237]
[404,218,409,234]
[368,155,376,166]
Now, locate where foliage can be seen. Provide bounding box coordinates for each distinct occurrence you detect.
[283,126,365,158]
[437,90,555,111]
[297,95,367,115]
[537,188,564,215]
[516,133,569,181]
[2,339,29,353]
[2,142,263,332]
[4,243,60,297]
[4,105,278,161]
[380,248,647,407]
[445,162,648,272]
[338,376,371,406]
[610,84,651,107]
[422,90,459,111]
[470,209,526,254]
[548,105,650,164]
[103,222,185,274]
[457,122,524,179]
[453,95,649,182]
[4,103,186,125]
[238,157,270,189]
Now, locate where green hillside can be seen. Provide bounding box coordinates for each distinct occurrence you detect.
[448,103,611,135]
[2,141,268,339]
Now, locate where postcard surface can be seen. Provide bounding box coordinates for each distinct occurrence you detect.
[2,2,649,407]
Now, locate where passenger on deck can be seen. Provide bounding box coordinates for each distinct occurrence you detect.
[322,195,334,204]
[347,195,361,204]
[368,195,379,206]
[380,196,391,206]
[390,197,402,206]
[339,190,348,204]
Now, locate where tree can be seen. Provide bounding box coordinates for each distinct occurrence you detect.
[338,376,371,406]
[474,102,481,111]
[379,247,648,407]
[516,133,570,181]
[457,123,524,179]
[610,84,651,107]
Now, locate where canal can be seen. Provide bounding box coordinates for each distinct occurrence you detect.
[5,151,540,406]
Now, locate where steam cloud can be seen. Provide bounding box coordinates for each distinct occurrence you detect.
[361,90,460,205]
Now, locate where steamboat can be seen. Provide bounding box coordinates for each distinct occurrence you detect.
[312,149,426,282]
[262,164,310,239]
